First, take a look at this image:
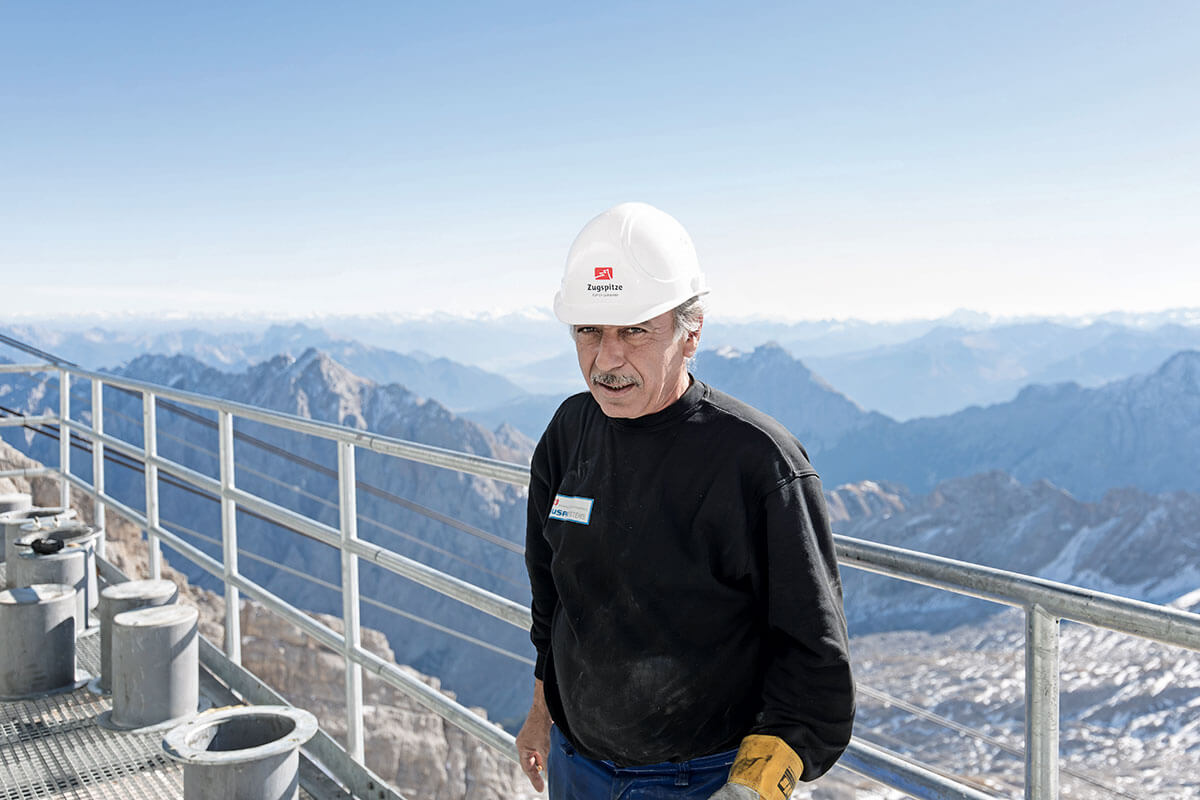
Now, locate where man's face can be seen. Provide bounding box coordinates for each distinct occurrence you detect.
[573,309,701,419]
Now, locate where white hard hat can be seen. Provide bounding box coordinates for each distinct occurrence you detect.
[553,202,709,325]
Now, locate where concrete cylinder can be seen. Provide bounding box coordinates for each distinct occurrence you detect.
[163,705,319,800]
[2,506,75,566]
[110,604,199,729]
[96,579,179,694]
[10,538,90,631]
[0,584,76,698]
[14,520,98,608]
[0,493,32,514]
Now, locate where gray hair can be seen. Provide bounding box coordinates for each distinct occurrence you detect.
[672,295,705,339]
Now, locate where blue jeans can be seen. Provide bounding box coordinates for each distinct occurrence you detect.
[548,726,737,800]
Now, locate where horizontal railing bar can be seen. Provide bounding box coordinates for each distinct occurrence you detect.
[0,466,53,480]
[346,537,533,630]
[0,414,55,427]
[227,486,342,548]
[357,434,529,487]
[0,363,56,374]
[840,739,1002,800]
[59,365,530,486]
[73,423,144,461]
[836,535,1200,651]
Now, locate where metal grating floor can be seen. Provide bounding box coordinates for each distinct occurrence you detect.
[0,572,318,799]
[0,629,188,799]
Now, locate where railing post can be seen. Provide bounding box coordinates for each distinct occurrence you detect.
[1025,604,1060,800]
[142,391,162,579]
[59,369,71,508]
[218,410,242,664]
[91,378,106,559]
[339,440,365,761]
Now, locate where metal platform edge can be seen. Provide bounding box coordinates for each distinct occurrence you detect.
[97,558,406,800]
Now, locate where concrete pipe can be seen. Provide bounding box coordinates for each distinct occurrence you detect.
[0,584,76,699]
[110,604,199,729]
[163,705,319,800]
[0,493,32,514]
[2,506,75,566]
[95,579,179,694]
[10,538,90,631]
[14,519,98,608]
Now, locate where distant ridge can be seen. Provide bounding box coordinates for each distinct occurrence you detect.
[819,350,1200,500]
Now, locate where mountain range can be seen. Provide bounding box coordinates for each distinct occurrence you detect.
[2,327,1199,731]
[7,307,1200,420]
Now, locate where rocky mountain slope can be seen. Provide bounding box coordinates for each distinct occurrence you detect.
[847,601,1200,799]
[0,440,535,800]
[694,343,887,456]
[828,472,1200,634]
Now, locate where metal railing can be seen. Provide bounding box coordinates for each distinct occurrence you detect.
[3,360,1199,800]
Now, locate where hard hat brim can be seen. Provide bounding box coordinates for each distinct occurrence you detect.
[553,288,709,327]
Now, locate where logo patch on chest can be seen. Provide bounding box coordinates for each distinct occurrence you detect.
[548,494,594,525]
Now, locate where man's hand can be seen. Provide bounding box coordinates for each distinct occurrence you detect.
[515,679,552,792]
[707,735,803,800]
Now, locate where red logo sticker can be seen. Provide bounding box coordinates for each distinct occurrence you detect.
[594,266,613,280]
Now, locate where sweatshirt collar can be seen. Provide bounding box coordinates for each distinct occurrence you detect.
[608,375,706,430]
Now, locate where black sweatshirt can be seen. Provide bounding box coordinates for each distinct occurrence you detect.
[525,378,855,780]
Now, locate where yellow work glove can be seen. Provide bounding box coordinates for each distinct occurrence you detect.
[707,735,804,800]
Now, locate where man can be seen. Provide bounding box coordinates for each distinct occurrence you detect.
[517,203,854,799]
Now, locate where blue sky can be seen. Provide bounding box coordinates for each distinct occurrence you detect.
[2,2,1198,321]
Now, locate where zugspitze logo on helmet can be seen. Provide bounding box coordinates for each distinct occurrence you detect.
[587,265,623,295]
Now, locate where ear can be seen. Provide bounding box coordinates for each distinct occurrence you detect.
[681,316,703,359]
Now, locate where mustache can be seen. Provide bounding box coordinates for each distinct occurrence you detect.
[591,371,642,389]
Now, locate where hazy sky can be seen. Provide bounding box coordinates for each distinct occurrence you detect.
[3,2,1198,322]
